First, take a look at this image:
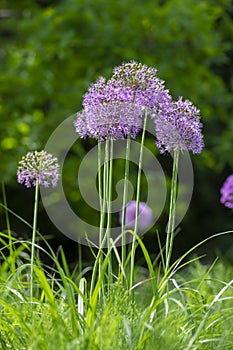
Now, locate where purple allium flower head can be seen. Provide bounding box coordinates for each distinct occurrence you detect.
[82,77,133,109]
[111,61,171,112]
[74,101,143,140]
[75,61,171,140]
[17,150,60,188]
[155,97,204,154]
[75,76,144,140]
[119,200,153,230]
[220,175,233,209]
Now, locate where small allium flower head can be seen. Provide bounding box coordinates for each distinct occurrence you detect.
[112,61,158,88]
[220,175,233,209]
[17,150,60,188]
[119,200,153,230]
[155,97,204,154]
[111,61,171,112]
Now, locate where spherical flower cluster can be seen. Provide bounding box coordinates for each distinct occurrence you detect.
[111,61,171,112]
[119,200,153,230]
[154,97,204,154]
[220,175,233,209]
[75,77,143,140]
[17,150,60,188]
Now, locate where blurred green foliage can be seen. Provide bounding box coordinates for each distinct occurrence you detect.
[0,0,232,249]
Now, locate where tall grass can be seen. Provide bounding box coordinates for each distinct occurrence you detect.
[0,219,233,350]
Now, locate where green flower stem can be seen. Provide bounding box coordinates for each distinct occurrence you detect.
[98,138,104,292]
[121,135,131,277]
[165,150,179,273]
[129,109,148,290]
[30,179,39,301]
[1,182,13,265]
[106,138,114,289]
[97,136,114,297]
[103,138,109,226]
[103,138,109,253]
[78,243,82,278]
[1,182,11,237]
[98,138,103,229]
[97,138,107,300]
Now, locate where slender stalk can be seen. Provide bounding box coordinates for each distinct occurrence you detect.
[97,138,107,300]
[1,182,14,266]
[121,135,131,276]
[103,138,109,228]
[98,138,104,293]
[98,138,103,227]
[165,150,179,273]
[78,243,82,278]
[1,182,16,274]
[106,137,114,289]
[129,109,148,290]
[30,179,39,301]
[97,137,111,298]
[1,182,11,237]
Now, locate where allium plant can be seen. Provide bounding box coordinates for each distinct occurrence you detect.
[220,175,233,209]
[74,60,204,293]
[17,150,60,300]
[154,97,204,272]
[74,61,171,292]
[74,77,143,292]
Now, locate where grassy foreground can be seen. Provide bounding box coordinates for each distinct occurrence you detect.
[0,230,233,350]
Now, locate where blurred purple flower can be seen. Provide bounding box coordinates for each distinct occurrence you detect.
[119,200,153,230]
[154,97,204,154]
[17,150,60,188]
[220,175,233,209]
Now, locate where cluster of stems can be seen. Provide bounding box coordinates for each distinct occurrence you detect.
[92,108,180,298]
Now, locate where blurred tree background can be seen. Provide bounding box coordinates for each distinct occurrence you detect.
[0,0,232,262]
